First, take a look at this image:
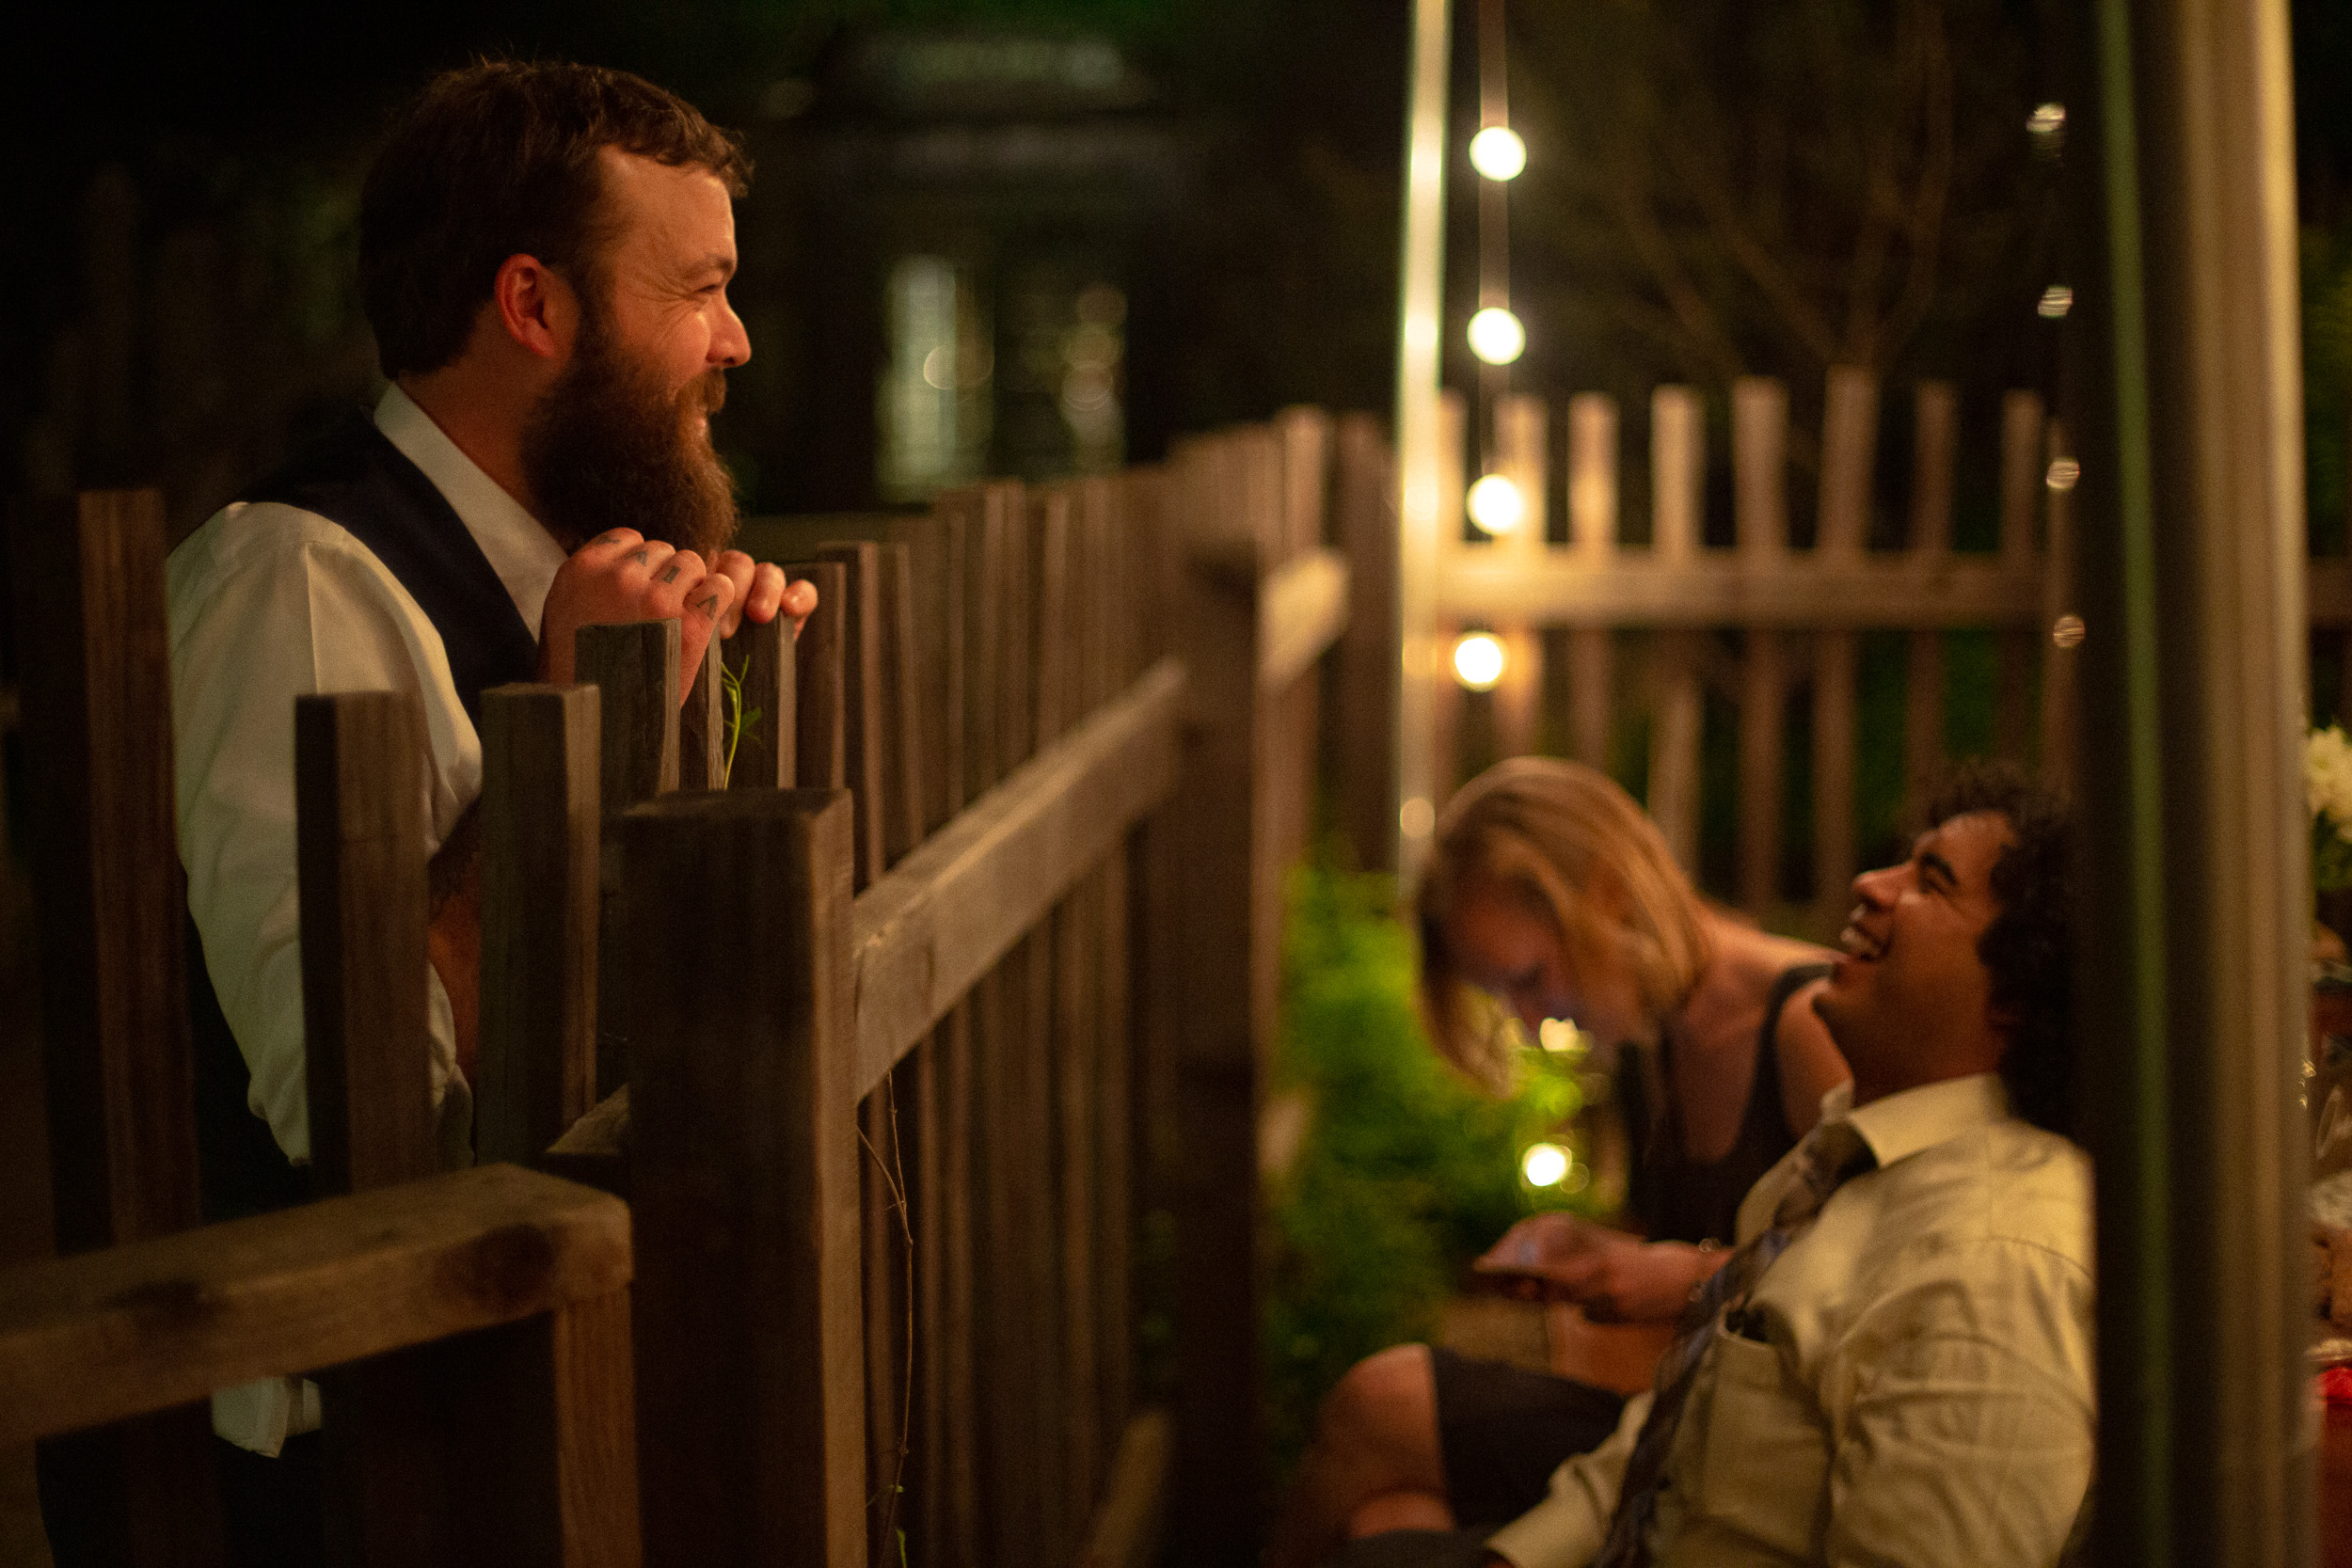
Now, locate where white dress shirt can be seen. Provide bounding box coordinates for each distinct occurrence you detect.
[168,383,567,1452]
[1487,1074,2095,1568]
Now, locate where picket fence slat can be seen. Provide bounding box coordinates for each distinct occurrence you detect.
[791,560,850,791]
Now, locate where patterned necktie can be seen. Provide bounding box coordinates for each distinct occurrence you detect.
[1590,1118,1877,1568]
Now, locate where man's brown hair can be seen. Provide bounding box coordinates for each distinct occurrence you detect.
[360,59,753,378]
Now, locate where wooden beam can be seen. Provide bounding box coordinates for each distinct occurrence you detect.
[1333,415,1398,874]
[1075,1410,1172,1568]
[1257,547,1350,692]
[1433,553,2041,626]
[0,1164,630,1444]
[850,659,1186,1100]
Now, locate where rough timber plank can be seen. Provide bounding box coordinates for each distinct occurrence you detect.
[850,660,1187,1097]
[1257,547,1350,694]
[0,1165,630,1443]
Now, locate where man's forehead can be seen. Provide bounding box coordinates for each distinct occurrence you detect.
[596,147,736,253]
[1912,810,2013,879]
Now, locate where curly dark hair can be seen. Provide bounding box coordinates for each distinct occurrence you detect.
[360,59,753,378]
[1919,762,2075,1133]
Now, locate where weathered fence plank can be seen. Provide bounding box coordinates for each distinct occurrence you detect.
[792,560,850,791]
[625,789,864,1568]
[722,611,797,791]
[478,684,600,1166]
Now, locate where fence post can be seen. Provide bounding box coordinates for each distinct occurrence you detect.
[678,638,723,790]
[478,684,601,1165]
[1818,366,1878,563]
[1169,513,1269,1563]
[2040,420,2079,784]
[721,613,797,790]
[1650,387,1703,562]
[10,488,223,1567]
[1996,390,2049,763]
[1734,381,1789,911]
[1733,377,1788,563]
[1904,382,1959,817]
[577,621,679,1106]
[817,543,888,886]
[1493,394,1547,757]
[1566,394,1618,772]
[1334,414,1399,874]
[624,789,864,1568]
[1423,392,1468,809]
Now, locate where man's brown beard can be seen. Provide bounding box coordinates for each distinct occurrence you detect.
[521,304,740,559]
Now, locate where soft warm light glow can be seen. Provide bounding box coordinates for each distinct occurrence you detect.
[1453,632,1507,690]
[1521,1143,1570,1188]
[2038,285,2074,319]
[2045,456,2080,492]
[1401,797,1437,838]
[1467,473,1525,535]
[1538,1019,1581,1054]
[2028,102,2067,136]
[1470,125,1527,181]
[2051,614,2085,649]
[1467,307,1526,365]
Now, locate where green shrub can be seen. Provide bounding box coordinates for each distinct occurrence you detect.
[1263,858,1602,1476]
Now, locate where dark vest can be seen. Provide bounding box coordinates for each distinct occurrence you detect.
[190,411,540,1221]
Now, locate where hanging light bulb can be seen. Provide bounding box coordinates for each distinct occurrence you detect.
[1467,307,1525,365]
[1452,632,1507,690]
[1467,473,1525,535]
[1469,126,1527,181]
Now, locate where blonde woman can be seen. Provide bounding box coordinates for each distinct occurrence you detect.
[1268,758,1850,1568]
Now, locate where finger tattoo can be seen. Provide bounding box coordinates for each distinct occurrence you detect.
[628,548,652,566]
[695,594,722,614]
[661,562,684,583]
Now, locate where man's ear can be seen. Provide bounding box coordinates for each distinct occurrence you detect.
[490,253,578,361]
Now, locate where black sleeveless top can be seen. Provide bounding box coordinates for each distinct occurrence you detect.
[1616,962,1833,1246]
[188,411,539,1222]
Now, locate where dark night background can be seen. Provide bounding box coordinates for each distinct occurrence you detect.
[0,1,2345,537]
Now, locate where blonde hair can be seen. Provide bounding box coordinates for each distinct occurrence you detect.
[1414,757,1709,1092]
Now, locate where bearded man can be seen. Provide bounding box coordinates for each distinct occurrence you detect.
[126,60,812,1563]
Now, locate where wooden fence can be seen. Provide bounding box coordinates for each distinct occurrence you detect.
[1411,371,2352,927]
[0,408,1372,1564]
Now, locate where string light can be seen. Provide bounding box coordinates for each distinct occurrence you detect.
[1453,632,1507,689]
[1467,473,1526,534]
[1470,126,1527,181]
[1468,307,1525,365]
[2038,285,2074,319]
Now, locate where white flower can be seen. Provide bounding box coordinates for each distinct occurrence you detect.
[2308,726,2352,829]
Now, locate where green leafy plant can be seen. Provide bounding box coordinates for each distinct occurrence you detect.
[1263,857,1606,1477]
[718,650,762,788]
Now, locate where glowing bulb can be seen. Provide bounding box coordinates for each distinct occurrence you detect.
[1467,473,1525,535]
[1537,1019,1581,1053]
[2045,457,2080,492]
[1467,307,1525,365]
[1469,126,1527,181]
[1453,632,1506,690]
[1521,1142,1570,1188]
[2038,285,2074,319]
[2028,103,2067,137]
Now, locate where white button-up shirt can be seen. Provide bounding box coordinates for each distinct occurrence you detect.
[168,383,567,1452]
[1487,1074,2095,1568]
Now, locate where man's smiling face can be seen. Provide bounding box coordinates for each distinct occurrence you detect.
[1813,809,2014,1104]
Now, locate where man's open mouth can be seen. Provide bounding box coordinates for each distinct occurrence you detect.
[1838,922,1886,961]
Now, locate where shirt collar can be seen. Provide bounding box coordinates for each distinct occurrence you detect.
[1817,1072,2012,1170]
[373,383,568,637]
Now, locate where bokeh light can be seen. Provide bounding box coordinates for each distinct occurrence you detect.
[1453,632,1506,690]
[1469,126,1527,182]
[1467,473,1525,535]
[1521,1142,1570,1188]
[1467,307,1526,365]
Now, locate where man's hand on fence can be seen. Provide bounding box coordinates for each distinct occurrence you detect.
[708,549,818,641]
[536,529,735,697]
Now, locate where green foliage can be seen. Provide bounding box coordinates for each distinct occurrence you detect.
[1263,859,1598,1476]
[2314,813,2352,896]
[718,648,762,788]
[2307,224,2352,557]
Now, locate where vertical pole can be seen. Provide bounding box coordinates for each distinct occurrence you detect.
[1818,367,1879,563]
[1905,382,1959,816]
[577,620,679,1106]
[626,790,865,1568]
[1738,631,1786,913]
[1334,415,1400,874]
[11,488,223,1568]
[477,684,600,1165]
[1170,514,1270,1561]
[1425,394,1468,809]
[1813,633,1859,921]
[1646,634,1702,874]
[1393,0,1454,876]
[677,637,723,790]
[790,561,851,792]
[1997,390,2049,763]
[1492,395,1546,758]
[1567,393,1620,776]
[817,544,888,888]
[1734,378,1789,565]
[721,613,797,791]
[1650,387,1703,562]
[2040,422,2081,785]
